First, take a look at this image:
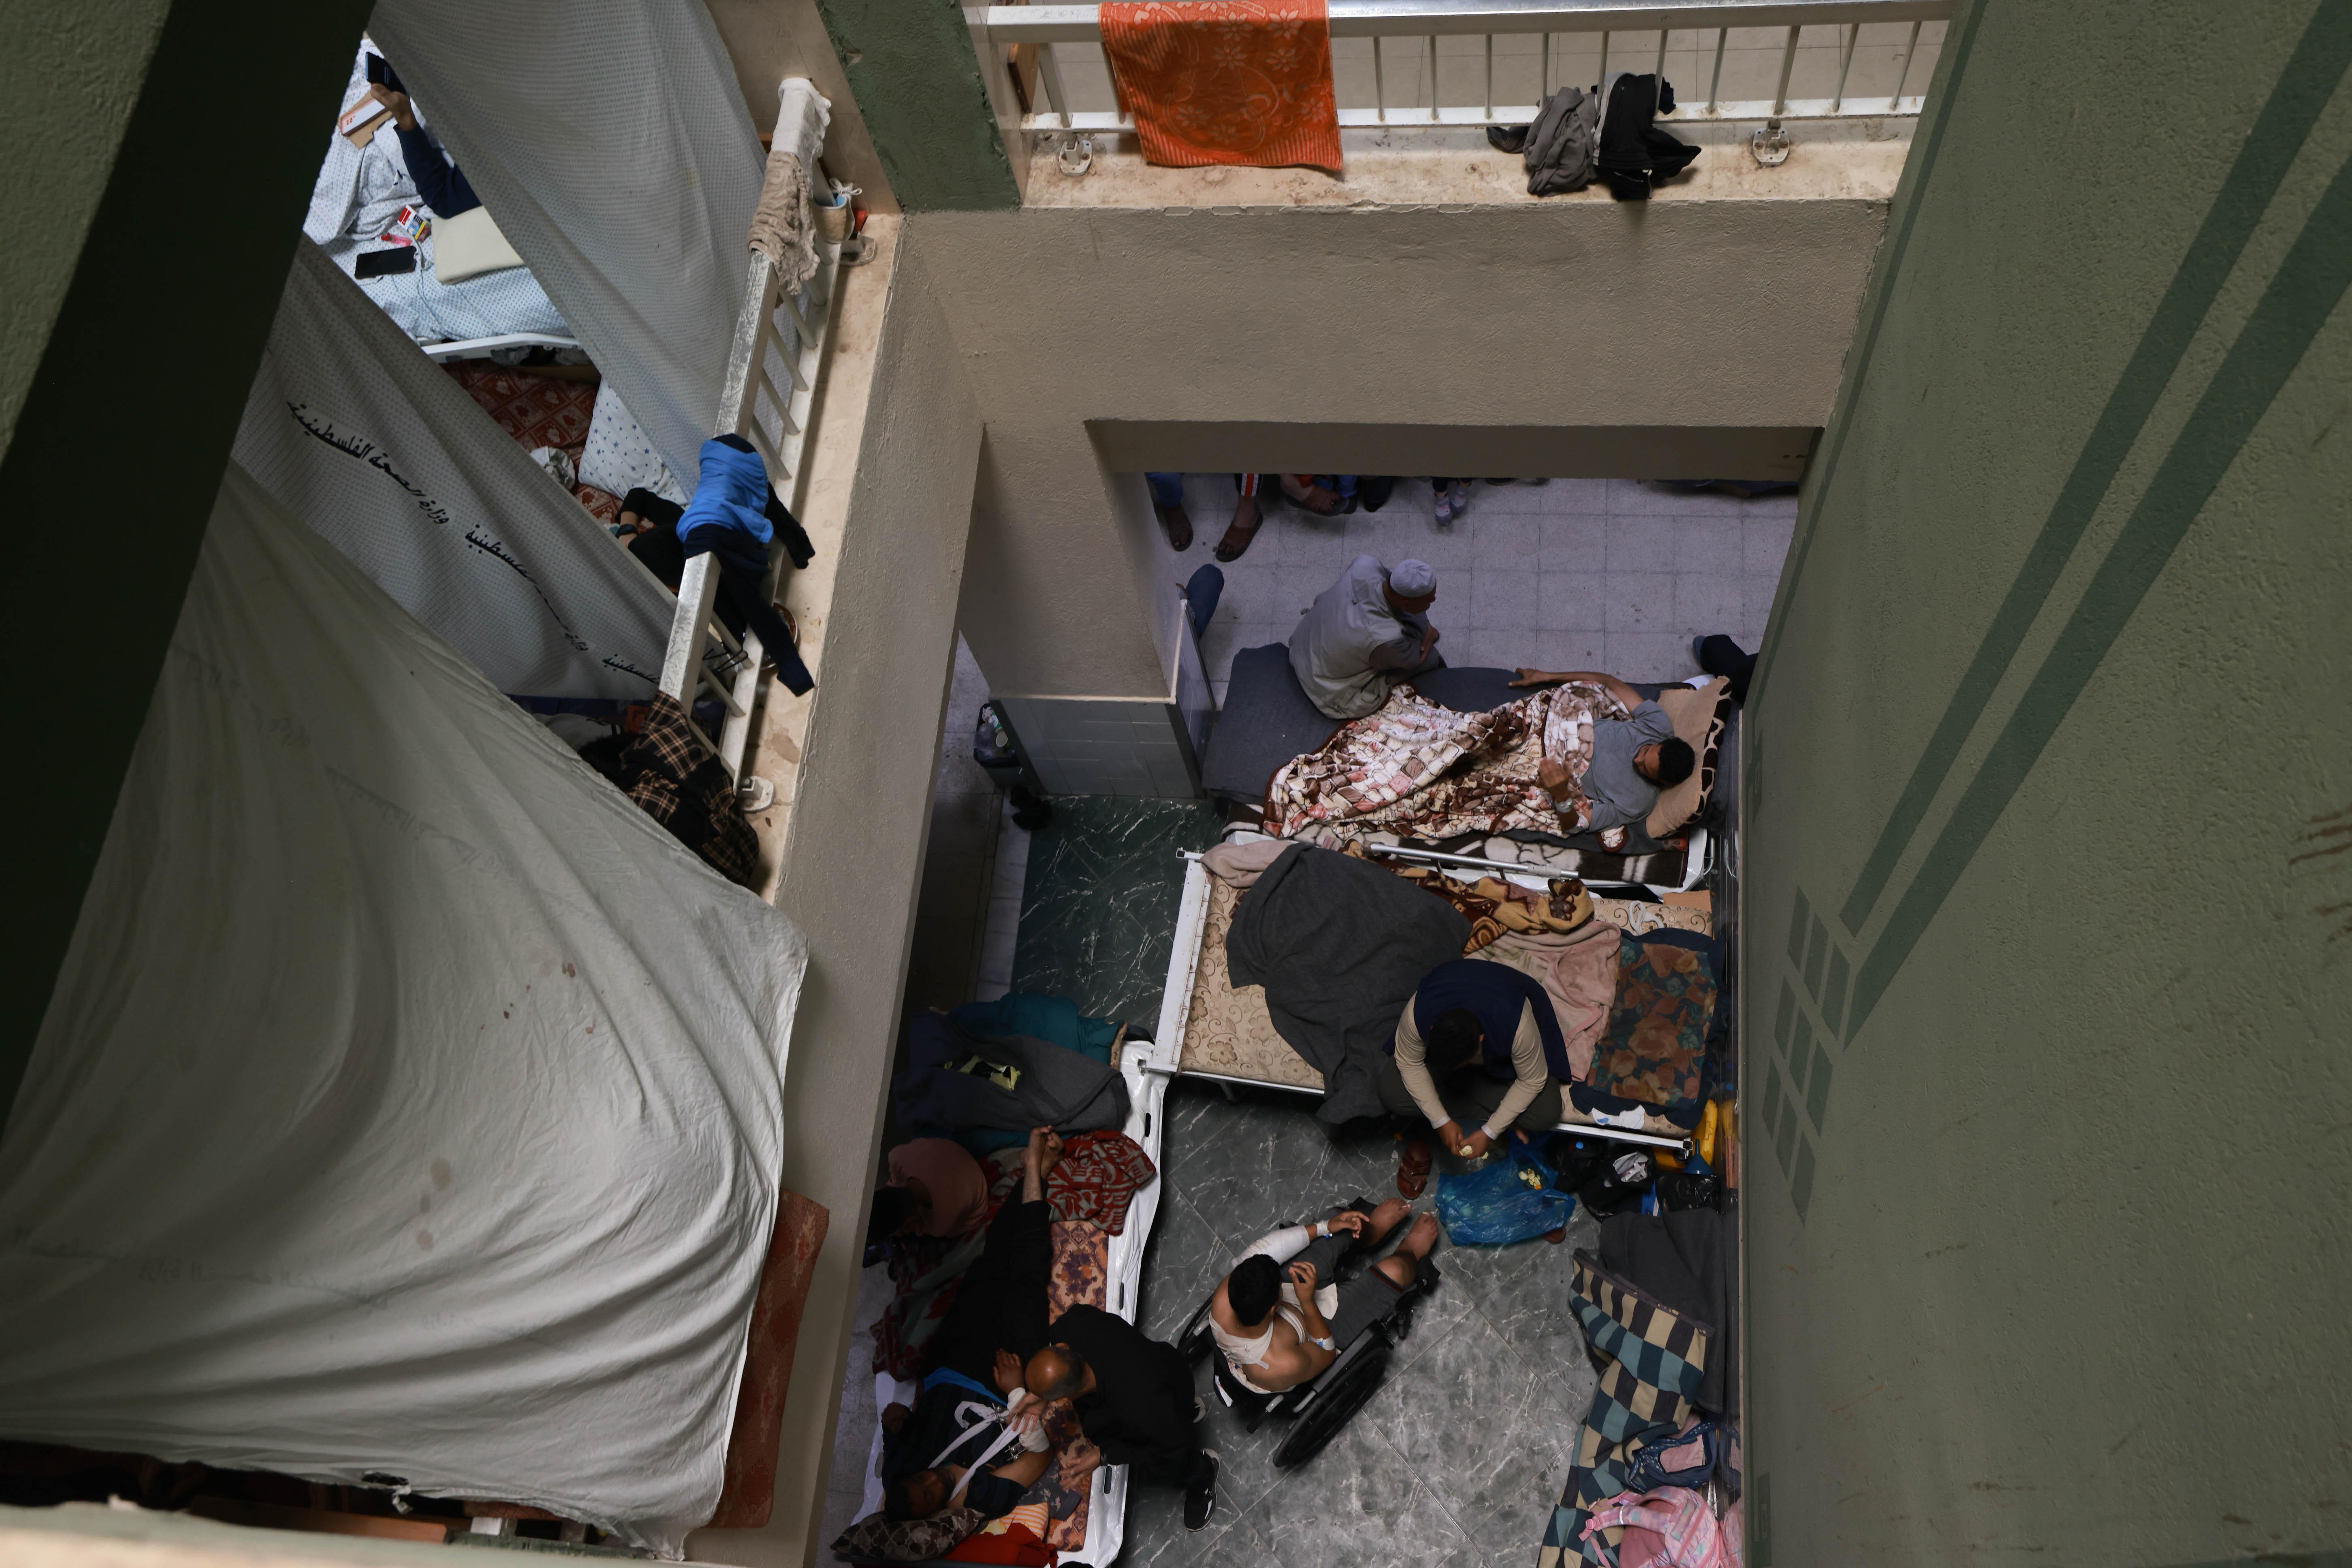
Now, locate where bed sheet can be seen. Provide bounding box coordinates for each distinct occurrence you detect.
[1179,873,1712,1100]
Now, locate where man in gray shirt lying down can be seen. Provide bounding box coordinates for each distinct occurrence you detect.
[1509,667,1695,835]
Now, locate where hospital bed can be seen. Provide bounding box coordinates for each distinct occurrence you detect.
[1156,852,1707,1159]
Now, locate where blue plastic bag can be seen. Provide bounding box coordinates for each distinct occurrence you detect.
[1434,1138,1576,1245]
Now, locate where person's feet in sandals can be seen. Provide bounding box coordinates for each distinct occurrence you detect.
[1214,492,1265,562]
[1280,474,1345,516]
[1155,501,1193,551]
[1396,1137,1434,1199]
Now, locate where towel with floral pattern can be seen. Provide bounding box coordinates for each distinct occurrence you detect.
[1039,1222,1109,1550]
[1590,935,1717,1110]
[1045,1131,1158,1234]
[1265,682,1623,844]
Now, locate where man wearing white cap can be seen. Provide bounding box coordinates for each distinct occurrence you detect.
[1288,554,1444,720]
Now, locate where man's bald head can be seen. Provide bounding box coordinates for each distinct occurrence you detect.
[1025,1344,1088,1401]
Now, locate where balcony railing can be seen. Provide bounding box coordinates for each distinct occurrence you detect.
[986,0,1954,137]
[656,229,843,780]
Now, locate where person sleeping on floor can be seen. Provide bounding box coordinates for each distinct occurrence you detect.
[1205,1199,1441,1394]
[876,1128,1067,1523]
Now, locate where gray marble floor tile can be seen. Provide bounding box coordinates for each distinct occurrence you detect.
[1121,1466,1276,1568]
[1252,1418,1480,1568]
[1361,1295,1547,1512]
[1133,1189,1230,1344]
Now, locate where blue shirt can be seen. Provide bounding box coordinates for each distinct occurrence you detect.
[676,439,775,546]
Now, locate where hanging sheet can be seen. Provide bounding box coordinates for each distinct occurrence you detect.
[233,239,676,700]
[367,0,769,486]
[0,465,806,1555]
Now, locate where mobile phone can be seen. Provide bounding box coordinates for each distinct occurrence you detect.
[356,247,418,279]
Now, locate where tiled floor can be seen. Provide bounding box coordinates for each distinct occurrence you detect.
[1003,797,1606,1568]
[1167,474,1793,708]
[1127,1084,1605,1568]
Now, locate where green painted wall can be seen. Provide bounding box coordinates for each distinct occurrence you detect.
[1743,1,2352,1562]
[0,0,173,452]
[0,0,372,1121]
[810,0,1019,211]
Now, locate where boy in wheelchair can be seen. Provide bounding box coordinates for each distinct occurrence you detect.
[1206,1198,1442,1395]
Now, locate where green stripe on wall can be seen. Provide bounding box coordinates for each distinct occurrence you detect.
[1748,0,1988,704]
[1837,0,2352,935]
[1847,144,2352,1037]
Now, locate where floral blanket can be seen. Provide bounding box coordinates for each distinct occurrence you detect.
[1589,936,1718,1110]
[1264,682,1625,843]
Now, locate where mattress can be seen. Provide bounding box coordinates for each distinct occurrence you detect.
[1170,863,1709,1148]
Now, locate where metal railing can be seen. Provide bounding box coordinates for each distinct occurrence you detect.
[986,0,1953,137]
[656,238,844,780]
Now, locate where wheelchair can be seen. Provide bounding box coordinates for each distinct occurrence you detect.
[1172,1238,1442,1470]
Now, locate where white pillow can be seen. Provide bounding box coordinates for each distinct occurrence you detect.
[432,206,525,284]
[578,383,687,503]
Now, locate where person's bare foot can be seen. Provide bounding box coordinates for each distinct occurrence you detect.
[1214,493,1264,562]
[1294,483,1343,516]
[1397,1211,1442,1259]
[1155,502,1193,551]
[1027,1125,1065,1182]
[1365,1197,1411,1240]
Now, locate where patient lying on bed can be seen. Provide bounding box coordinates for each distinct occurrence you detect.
[1206,1199,1440,1394]
[877,1128,1066,1522]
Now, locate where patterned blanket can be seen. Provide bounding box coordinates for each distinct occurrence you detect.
[1264,682,1625,843]
[1590,937,1717,1110]
[1540,1252,1713,1568]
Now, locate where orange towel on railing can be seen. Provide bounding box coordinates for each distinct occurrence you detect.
[1099,0,1342,174]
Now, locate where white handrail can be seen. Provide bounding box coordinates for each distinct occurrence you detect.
[656,239,845,773]
[987,0,1952,134]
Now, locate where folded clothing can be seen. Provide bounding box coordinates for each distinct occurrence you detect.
[895,1014,1132,1145]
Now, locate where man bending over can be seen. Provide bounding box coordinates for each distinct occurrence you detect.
[1208,1199,1440,1393]
[878,1128,1065,1522]
[1508,668,1694,836]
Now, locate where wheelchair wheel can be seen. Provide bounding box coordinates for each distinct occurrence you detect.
[1270,1341,1391,1470]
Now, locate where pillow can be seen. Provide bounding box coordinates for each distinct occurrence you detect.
[579,383,687,503]
[831,1507,985,1564]
[432,205,525,283]
[1646,677,1730,838]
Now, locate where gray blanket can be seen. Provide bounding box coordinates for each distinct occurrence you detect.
[1225,844,1470,1125]
[895,1014,1130,1137]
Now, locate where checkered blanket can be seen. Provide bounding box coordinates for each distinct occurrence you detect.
[1539,1252,1713,1568]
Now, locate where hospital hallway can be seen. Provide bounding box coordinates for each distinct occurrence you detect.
[6,1,2345,1566]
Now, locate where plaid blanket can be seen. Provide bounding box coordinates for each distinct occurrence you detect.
[1265,682,1625,843]
[1540,1252,1713,1568]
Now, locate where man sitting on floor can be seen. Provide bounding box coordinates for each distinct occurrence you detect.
[1289,555,1444,720]
[1207,1199,1439,1394]
[877,1128,1065,1523]
[1508,667,1695,835]
[1383,957,1576,1195]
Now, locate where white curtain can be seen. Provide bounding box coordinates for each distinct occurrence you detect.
[366,0,767,487]
[0,465,805,1555]
[234,239,678,700]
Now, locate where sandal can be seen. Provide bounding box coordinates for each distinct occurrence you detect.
[1214,494,1264,562]
[1156,503,1194,552]
[1396,1137,1434,1199]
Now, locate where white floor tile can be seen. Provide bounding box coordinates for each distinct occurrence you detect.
[1604,522,1679,575]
